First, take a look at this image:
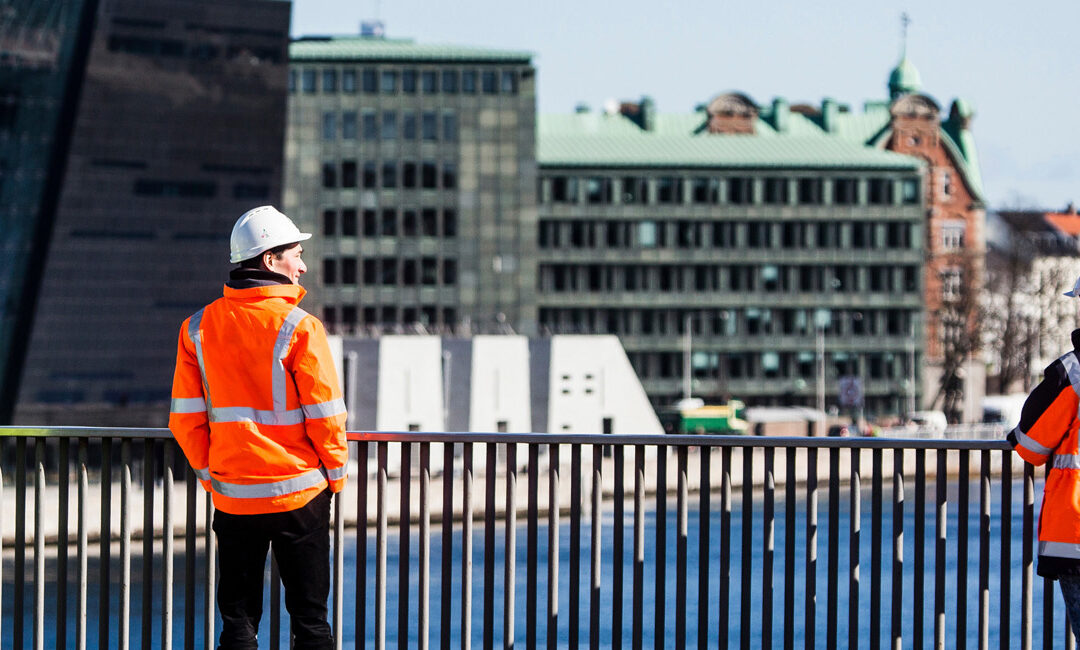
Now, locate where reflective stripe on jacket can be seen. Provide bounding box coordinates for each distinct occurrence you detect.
[169,283,348,515]
[1008,348,1080,563]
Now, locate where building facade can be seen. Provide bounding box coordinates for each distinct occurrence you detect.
[285,37,538,336]
[6,0,291,424]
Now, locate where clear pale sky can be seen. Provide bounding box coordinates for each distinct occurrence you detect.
[291,0,1079,211]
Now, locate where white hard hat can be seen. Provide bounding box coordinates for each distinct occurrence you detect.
[1066,275,1080,298]
[229,205,311,263]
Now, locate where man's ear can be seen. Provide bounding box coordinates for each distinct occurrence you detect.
[262,250,276,272]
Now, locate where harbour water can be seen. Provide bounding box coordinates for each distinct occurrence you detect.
[1,478,1065,649]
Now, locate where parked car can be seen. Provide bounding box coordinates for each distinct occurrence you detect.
[906,411,947,434]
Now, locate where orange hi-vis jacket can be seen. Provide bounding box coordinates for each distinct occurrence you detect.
[169,282,348,515]
[1010,338,1080,575]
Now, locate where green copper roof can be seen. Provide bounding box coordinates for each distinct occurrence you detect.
[889,57,922,98]
[289,36,532,63]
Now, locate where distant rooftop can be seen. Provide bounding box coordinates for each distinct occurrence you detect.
[289,35,532,63]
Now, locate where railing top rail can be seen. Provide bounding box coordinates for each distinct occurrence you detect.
[0,425,1011,450]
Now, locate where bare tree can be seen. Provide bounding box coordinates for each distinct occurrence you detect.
[933,252,981,422]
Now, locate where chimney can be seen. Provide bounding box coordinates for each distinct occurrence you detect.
[575,102,590,114]
[772,97,789,132]
[618,96,656,131]
[821,98,838,133]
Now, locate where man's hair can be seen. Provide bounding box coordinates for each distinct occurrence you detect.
[237,242,299,269]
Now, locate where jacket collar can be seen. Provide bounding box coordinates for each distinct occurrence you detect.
[223,282,306,304]
[227,267,292,289]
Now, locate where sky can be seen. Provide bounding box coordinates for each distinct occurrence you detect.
[290,0,1080,211]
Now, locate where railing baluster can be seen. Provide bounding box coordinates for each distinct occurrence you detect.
[677,445,688,650]
[570,444,582,650]
[121,438,132,650]
[270,556,281,650]
[891,449,905,650]
[720,446,733,650]
[34,437,45,650]
[204,483,215,648]
[376,441,388,650]
[1000,451,1012,650]
[420,442,431,650]
[958,450,970,650]
[740,447,753,650]
[78,438,89,650]
[655,444,668,650]
[441,442,454,650]
[548,443,560,650]
[935,450,949,650]
[827,447,839,649]
[697,446,710,650]
[356,440,369,650]
[101,437,113,650]
[334,471,345,650]
[1044,576,1054,650]
[506,443,518,650]
[783,447,794,650]
[163,442,174,650]
[913,449,925,650]
[849,448,861,650]
[762,447,775,650]
[400,441,413,650]
[589,444,601,650]
[484,443,496,650]
[58,437,70,650]
[142,439,154,650]
[632,445,643,650]
[871,448,883,650]
[527,443,539,650]
[463,442,474,650]
[806,446,818,650]
[15,436,25,650]
[185,464,195,650]
[1022,460,1034,650]
[979,450,991,650]
[613,444,626,650]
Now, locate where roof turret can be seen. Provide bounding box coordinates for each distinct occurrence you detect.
[888,57,922,100]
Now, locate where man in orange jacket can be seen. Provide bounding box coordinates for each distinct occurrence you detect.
[169,205,348,650]
[1009,275,1080,640]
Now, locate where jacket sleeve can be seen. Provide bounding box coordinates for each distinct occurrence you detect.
[168,322,212,491]
[1008,358,1076,466]
[290,316,349,492]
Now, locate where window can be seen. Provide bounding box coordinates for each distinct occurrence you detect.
[381,209,397,236]
[341,258,357,285]
[747,223,772,248]
[421,209,437,236]
[442,162,457,189]
[342,69,357,93]
[833,178,857,205]
[442,69,459,93]
[442,113,457,141]
[501,70,517,94]
[341,209,357,237]
[362,210,376,237]
[551,176,578,203]
[321,112,336,140]
[363,260,376,284]
[421,112,437,140]
[399,69,416,93]
[942,220,966,250]
[443,259,457,284]
[868,178,893,205]
[462,70,477,93]
[381,259,397,285]
[481,70,497,93]
[381,162,398,188]
[362,162,377,188]
[798,178,823,204]
[901,178,920,204]
[381,70,397,93]
[403,162,417,188]
[728,177,752,204]
[622,177,646,204]
[422,162,437,188]
[342,111,357,139]
[586,177,612,204]
[381,111,397,140]
[341,161,357,188]
[322,69,337,92]
[321,162,336,188]
[421,70,437,93]
[691,178,719,204]
[361,68,377,92]
[301,69,316,93]
[443,209,457,237]
[422,257,438,285]
[638,221,658,248]
[940,170,953,197]
[402,112,417,140]
[322,259,337,285]
[941,267,963,301]
[656,177,682,204]
[362,112,377,140]
[322,209,336,236]
[764,178,788,204]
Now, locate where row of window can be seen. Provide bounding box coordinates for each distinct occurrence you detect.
[322,257,457,287]
[538,219,915,250]
[543,175,920,207]
[623,349,911,382]
[292,66,519,96]
[324,306,458,331]
[108,35,281,64]
[538,307,916,339]
[131,179,269,199]
[538,262,919,294]
[322,207,457,238]
[321,110,456,142]
[322,160,457,191]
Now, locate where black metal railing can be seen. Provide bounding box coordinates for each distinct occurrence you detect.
[0,427,1066,650]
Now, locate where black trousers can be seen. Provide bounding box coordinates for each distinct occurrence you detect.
[212,489,334,650]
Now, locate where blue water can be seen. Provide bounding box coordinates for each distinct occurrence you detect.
[1,478,1067,649]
